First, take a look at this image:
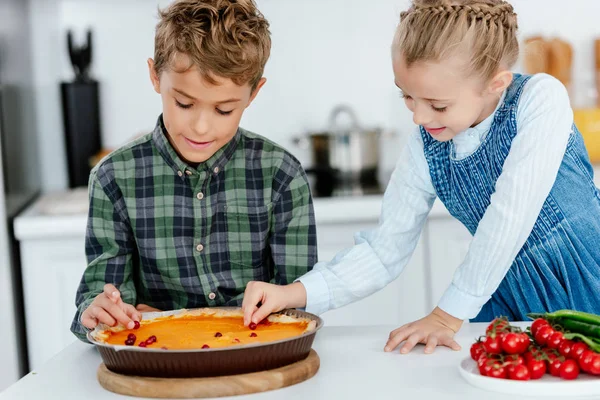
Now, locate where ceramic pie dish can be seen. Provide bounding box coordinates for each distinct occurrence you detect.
[87,307,323,378]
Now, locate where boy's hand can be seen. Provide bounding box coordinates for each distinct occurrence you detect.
[81,284,142,330]
[384,307,463,354]
[242,281,307,326]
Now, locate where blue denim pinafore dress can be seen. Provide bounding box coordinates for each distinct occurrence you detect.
[420,74,600,321]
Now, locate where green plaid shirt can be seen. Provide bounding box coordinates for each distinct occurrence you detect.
[71,116,317,340]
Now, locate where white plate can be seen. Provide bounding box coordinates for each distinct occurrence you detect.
[459,357,600,397]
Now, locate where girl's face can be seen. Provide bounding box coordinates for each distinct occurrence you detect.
[393,54,508,142]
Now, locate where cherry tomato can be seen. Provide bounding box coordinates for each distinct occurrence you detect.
[478,360,489,375]
[487,364,507,379]
[579,350,595,373]
[501,333,522,354]
[547,331,564,350]
[480,362,493,376]
[481,359,502,376]
[527,358,547,380]
[589,353,600,376]
[470,342,485,361]
[560,359,580,380]
[516,333,531,353]
[477,354,489,369]
[549,358,563,377]
[534,325,554,347]
[558,339,574,358]
[523,350,537,364]
[486,317,509,335]
[483,335,503,355]
[544,347,559,362]
[570,342,589,360]
[530,318,549,337]
[505,354,525,366]
[508,364,530,380]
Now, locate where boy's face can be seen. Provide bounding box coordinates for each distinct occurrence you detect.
[148,55,265,164]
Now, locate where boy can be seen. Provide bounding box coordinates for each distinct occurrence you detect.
[70,0,317,341]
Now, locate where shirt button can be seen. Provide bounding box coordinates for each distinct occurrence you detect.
[196,243,204,252]
[177,171,183,177]
[213,167,219,174]
[196,192,204,200]
[208,292,216,300]
[185,170,192,176]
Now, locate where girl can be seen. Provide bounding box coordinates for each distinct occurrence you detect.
[242,0,600,354]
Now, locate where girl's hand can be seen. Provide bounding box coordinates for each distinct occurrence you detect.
[81,284,142,330]
[384,307,463,354]
[242,281,307,326]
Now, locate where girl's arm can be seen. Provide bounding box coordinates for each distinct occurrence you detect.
[298,129,437,315]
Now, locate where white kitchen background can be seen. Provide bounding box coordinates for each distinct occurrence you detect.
[31,0,600,191]
[2,0,600,394]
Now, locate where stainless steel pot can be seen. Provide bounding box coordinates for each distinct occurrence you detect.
[297,105,380,174]
[294,105,382,197]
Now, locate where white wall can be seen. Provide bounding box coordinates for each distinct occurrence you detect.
[28,0,600,191]
[29,0,67,191]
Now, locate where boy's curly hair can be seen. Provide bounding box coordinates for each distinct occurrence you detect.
[154,0,271,89]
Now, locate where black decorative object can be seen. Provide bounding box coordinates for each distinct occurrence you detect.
[61,29,103,188]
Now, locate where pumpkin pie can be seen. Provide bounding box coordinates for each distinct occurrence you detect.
[90,308,316,350]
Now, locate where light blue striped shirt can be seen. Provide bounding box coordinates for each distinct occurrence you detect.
[299,74,573,320]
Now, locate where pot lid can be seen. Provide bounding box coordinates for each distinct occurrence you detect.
[327,104,380,136]
[328,105,360,135]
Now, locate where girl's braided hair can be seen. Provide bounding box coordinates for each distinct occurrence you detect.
[394,0,519,81]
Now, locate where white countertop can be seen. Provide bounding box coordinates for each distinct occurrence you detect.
[1,322,596,400]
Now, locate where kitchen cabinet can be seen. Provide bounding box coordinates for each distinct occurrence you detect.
[317,221,429,327]
[19,236,85,370]
[424,217,473,308]
[14,190,91,371]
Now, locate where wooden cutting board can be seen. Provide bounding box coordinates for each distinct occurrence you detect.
[97,349,320,398]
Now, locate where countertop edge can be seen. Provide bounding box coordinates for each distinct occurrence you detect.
[13,194,451,239]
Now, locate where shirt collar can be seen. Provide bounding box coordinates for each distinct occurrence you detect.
[453,89,507,145]
[152,115,242,176]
